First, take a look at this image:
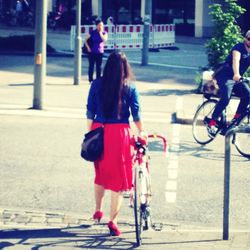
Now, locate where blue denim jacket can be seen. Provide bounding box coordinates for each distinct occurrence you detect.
[86,79,141,123]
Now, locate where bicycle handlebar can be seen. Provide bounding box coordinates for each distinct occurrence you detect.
[238,77,249,84]
[148,134,168,152]
[133,134,167,153]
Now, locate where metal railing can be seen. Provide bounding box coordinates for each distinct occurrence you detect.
[70,24,176,51]
[223,124,250,240]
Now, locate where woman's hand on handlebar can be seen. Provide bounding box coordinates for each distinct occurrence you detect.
[139,130,148,140]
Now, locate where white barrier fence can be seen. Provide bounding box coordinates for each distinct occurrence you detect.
[70,24,175,51]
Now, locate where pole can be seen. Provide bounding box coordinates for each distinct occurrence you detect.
[223,132,231,240]
[223,125,250,240]
[74,0,82,85]
[141,0,152,66]
[33,0,47,109]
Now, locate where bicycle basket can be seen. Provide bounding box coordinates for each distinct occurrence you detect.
[202,79,219,96]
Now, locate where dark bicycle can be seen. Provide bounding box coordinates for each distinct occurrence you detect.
[192,78,250,159]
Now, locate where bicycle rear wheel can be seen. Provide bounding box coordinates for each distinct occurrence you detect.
[234,113,250,158]
[134,165,142,246]
[192,99,219,145]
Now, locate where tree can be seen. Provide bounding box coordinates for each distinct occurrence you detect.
[206,0,245,70]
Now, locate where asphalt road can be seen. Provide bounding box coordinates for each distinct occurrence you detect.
[1,39,250,233]
[1,105,250,231]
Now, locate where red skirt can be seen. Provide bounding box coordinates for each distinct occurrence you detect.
[92,122,134,192]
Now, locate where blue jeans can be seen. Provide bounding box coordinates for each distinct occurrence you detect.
[212,80,250,120]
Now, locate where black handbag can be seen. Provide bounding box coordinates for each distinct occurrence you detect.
[81,126,104,162]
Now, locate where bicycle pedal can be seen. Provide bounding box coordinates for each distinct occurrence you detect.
[152,223,163,231]
[203,117,210,125]
[123,194,130,199]
[123,191,131,198]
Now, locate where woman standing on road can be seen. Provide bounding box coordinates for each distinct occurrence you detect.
[84,19,108,84]
[86,51,146,236]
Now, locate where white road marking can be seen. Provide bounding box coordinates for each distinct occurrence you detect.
[168,169,178,179]
[166,180,177,190]
[165,192,176,203]
[0,104,170,122]
[128,60,199,70]
[168,161,178,169]
[176,97,183,113]
[165,97,182,203]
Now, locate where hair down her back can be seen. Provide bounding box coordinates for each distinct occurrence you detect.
[101,51,134,118]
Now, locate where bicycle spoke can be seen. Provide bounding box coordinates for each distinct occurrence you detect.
[234,114,250,158]
[134,166,142,246]
[192,99,218,145]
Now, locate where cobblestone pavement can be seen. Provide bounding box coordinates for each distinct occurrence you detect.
[1,207,250,250]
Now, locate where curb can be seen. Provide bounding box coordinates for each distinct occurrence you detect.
[0,105,194,125]
[2,207,250,233]
[0,208,92,229]
[174,111,194,125]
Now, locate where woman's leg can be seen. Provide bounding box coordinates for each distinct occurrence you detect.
[94,184,105,211]
[88,53,95,82]
[96,53,103,79]
[110,191,123,224]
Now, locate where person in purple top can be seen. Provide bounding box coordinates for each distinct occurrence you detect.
[84,19,108,84]
[207,30,250,138]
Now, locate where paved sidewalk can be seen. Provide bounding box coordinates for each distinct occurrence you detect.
[1,208,250,250]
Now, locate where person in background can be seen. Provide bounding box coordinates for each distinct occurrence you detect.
[84,19,108,84]
[15,0,23,25]
[207,30,250,138]
[106,16,114,25]
[85,51,147,236]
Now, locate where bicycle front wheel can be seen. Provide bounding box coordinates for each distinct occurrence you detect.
[192,99,218,145]
[134,165,142,246]
[234,113,250,158]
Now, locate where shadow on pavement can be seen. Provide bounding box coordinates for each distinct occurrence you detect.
[148,141,167,152]
[140,238,223,247]
[174,140,249,162]
[0,225,138,249]
[0,226,225,249]
[141,89,194,97]
[9,83,33,86]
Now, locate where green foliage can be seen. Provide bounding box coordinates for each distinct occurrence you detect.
[194,71,203,92]
[244,68,250,79]
[195,72,202,85]
[205,0,245,69]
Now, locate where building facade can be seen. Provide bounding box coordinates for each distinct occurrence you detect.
[0,0,249,37]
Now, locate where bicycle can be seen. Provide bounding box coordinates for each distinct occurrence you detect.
[192,78,250,159]
[131,133,167,246]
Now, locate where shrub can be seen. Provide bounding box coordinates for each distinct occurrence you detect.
[205,0,245,70]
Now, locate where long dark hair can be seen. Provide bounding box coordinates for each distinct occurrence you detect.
[101,51,134,118]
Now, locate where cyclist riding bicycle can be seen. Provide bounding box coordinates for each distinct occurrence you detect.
[207,30,250,138]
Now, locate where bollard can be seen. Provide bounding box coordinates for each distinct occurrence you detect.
[223,125,250,240]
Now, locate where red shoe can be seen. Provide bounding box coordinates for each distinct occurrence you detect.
[93,211,103,223]
[108,221,121,236]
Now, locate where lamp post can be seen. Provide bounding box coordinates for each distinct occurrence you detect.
[33,0,47,109]
[141,0,152,66]
[74,0,82,85]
